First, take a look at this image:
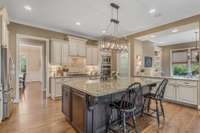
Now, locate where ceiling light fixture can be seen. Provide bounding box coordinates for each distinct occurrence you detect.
[102,30,106,34]
[100,3,128,53]
[149,8,156,14]
[75,22,81,26]
[172,29,178,33]
[150,35,156,38]
[24,5,32,11]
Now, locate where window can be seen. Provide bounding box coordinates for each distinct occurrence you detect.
[171,49,199,77]
[20,55,27,73]
[191,49,199,76]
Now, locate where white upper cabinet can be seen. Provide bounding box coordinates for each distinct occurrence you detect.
[86,46,98,65]
[62,42,69,65]
[68,36,87,57]
[50,39,69,65]
[0,8,9,48]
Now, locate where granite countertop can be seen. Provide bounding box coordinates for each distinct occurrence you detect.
[63,78,156,97]
[134,75,199,81]
[50,74,100,79]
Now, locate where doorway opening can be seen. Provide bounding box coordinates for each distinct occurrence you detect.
[16,35,50,103]
[19,40,44,99]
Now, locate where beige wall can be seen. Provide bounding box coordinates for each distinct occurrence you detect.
[132,40,158,76]
[8,22,96,96]
[8,22,67,64]
[161,42,196,76]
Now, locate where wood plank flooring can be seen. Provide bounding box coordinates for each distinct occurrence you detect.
[0,82,200,133]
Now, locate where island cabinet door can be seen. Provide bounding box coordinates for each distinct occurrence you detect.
[62,87,71,121]
[71,90,86,133]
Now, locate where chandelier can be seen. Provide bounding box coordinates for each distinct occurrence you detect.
[100,3,129,53]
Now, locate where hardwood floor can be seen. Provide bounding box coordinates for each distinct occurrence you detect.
[0,82,76,133]
[0,82,200,133]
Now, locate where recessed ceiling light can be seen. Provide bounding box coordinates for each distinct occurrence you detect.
[149,8,156,14]
[75,22,81,26]
[24,5,32,11]
[150,35,156,38]
[172,29,178,33]
[102,30,106,34]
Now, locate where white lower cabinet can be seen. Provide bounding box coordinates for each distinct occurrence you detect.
[177,85,197,105]
[164,80,198,106]
[143,78,198,106]
[50,78,66,100]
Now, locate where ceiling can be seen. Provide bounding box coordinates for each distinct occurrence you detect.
[1,0,200,40]
[136,23,199,46]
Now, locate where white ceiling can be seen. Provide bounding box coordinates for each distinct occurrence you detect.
[136,23,199,46]
[1,0,200,39]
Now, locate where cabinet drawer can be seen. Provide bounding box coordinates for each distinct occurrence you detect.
[177,80,197,87]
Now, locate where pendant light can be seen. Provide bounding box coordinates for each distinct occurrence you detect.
[100,3,129,53]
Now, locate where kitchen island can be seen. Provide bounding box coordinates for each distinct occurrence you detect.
[62,78,157,133]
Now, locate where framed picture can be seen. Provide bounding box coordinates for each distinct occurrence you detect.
[144,56,152,68]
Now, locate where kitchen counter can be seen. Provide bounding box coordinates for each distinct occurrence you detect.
[49,74,100,79]
[134,75,199,81]
[62,78,157,133]
[62,77,156,97]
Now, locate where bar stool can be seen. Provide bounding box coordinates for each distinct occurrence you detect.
[143,79,168,127]
[107,82,143,133]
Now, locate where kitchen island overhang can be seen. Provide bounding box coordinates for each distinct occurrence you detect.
[61,78,157,133]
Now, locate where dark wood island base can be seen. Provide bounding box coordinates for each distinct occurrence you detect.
[62,85,117,133]
[61,78,157,133]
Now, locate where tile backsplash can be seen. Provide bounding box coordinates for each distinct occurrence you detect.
[49,57,99,76]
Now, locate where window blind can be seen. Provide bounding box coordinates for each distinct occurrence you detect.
[172,50,188,64]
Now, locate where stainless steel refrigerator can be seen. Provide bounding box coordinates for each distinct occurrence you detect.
[1,46,14,120]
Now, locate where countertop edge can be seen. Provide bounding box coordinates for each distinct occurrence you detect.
[133,75,198,81]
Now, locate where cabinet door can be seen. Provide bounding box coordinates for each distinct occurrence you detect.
[86,47,92,65]
[62,87,71,121]
[86,47,98,65]
[92,47,98,65]
[177,85,197,105]
[61,42,69,65]
[72,91,86,133]
[165,83,176,100]
[55,83,62,97]
[77,41,86,57]
[69,40,78,56]
[50,40,62,65]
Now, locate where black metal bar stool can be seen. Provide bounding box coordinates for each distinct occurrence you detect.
[107,82,143,133]
[143,79,168,127]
